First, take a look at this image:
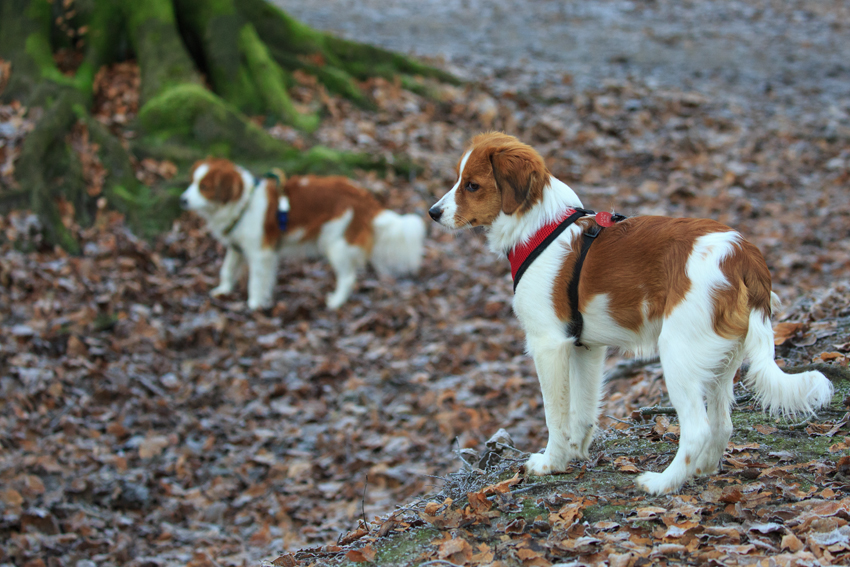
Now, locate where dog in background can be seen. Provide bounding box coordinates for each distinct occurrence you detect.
[429,132,832,495]
[181,158,425,310]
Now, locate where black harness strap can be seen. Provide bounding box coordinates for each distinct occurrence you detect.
[511,208,627,347]
[512,208,593,292]
[566,224,604,347]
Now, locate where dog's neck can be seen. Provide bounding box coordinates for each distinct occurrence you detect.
[487,175,584,256]
[199,167,257,241]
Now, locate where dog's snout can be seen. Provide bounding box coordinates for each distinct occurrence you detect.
[428,206,443,222]
[179,196,189,209]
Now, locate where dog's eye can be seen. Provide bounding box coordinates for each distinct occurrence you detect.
[465,181,480,192]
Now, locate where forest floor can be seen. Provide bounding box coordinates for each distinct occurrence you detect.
[2,1,850,566]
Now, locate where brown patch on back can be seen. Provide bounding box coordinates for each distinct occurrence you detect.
[450,132,549,227]
[262,178,281,249]
[198,159,244,203]
[713,238,773,338]
[552,217,732,332]
[283,175,383,250]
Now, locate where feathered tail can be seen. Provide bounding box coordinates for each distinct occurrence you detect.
[743,292,833,416]
[370,209,425,276]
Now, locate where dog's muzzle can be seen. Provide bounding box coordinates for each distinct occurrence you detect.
[428,206,443,222]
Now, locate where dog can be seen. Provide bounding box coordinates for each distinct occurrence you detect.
[428,132,833,495]
[181,158,425,310]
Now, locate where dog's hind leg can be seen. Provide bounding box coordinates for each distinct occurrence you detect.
[325,240,366,309]
[568,343,606,459]
[636,330,716,495]
[696,349,743,476]
[246,249,278,310]
[525,335,574,475]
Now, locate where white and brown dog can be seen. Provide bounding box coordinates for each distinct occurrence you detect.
[181,158,425,310]
[429,132,833,495]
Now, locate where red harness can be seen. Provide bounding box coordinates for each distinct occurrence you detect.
[507,208,621,285]
[507,207,625,346]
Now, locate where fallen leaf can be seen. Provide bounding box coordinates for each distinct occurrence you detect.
[481,472,521,495]
[346,545,376,563]
[773,322,804,345]
[781,533,804,552]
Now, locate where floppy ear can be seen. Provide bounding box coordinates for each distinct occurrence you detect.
[217,169,244,202]
[489,146,547,215]
[202,167,244,202]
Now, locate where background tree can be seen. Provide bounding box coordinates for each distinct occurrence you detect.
[0,0,456,250]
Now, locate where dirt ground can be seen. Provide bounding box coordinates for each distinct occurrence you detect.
[273,0,850,109]
[2,1,850,566]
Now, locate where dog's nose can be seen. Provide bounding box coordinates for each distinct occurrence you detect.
[179,196,189,209]
[428,206,442,222]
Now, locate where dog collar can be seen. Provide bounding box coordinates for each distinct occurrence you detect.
[507,208,625,292]
[260,174,289,233]
[222,179,259,238]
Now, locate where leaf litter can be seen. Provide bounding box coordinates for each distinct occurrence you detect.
[2,16,850,567]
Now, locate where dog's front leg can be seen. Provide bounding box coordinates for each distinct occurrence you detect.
[568,343,606,458]
[211,246,245,297]
[525,335,574,475]
[246,249,279,310]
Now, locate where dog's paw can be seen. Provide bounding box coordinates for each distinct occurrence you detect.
[325,293,346,310]
[693,455,720,477]
[525,453,567,476]
[635,471,681,495]
[210,285,234,297]
[247,297,273,311]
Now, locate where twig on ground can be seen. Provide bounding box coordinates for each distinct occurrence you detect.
[494,442,529,456]
[605,414,633,426]
[361,475,369,525]
[735,393,755,405]
[605,356,661,381]
[418,561,462,567]
[508,479,575,496]
[639,405,677,416]
[776,420,812,430]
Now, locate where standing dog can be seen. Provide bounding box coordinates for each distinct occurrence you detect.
[429,132,832,495]
[181,158,425,309]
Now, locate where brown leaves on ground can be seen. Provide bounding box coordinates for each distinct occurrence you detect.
[403,472,850,566]
[0,101,36,187]
[92,61,140,132]
[3,21,850,567]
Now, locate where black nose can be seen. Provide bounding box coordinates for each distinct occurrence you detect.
[428,206,442,222]
[179,196,189,209]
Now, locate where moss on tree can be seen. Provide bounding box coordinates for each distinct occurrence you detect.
[0,0,457,249]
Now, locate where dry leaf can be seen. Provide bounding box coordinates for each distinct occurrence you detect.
[773,322,804,345]
[346,545,376,563]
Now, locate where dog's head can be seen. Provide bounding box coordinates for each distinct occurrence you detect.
[429,132,549,229]
[180,158,245,211]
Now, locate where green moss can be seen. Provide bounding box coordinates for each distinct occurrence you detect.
[238,24,319,130]
[516,497,547,522]
[583,503,631,524]
[123,0,203,103]
[137,84,293,158]
[334,526,441,567]
[238,0,460,105]
[238,0,328,57]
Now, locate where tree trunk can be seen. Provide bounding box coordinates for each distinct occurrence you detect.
[0,0,455,249]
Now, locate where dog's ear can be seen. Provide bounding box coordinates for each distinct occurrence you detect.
[201,166,244,203]
[489,145,548,215]
[190,158,208,177]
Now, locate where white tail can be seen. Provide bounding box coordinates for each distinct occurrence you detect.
[370,210,425,276]
[743,292,833,417]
